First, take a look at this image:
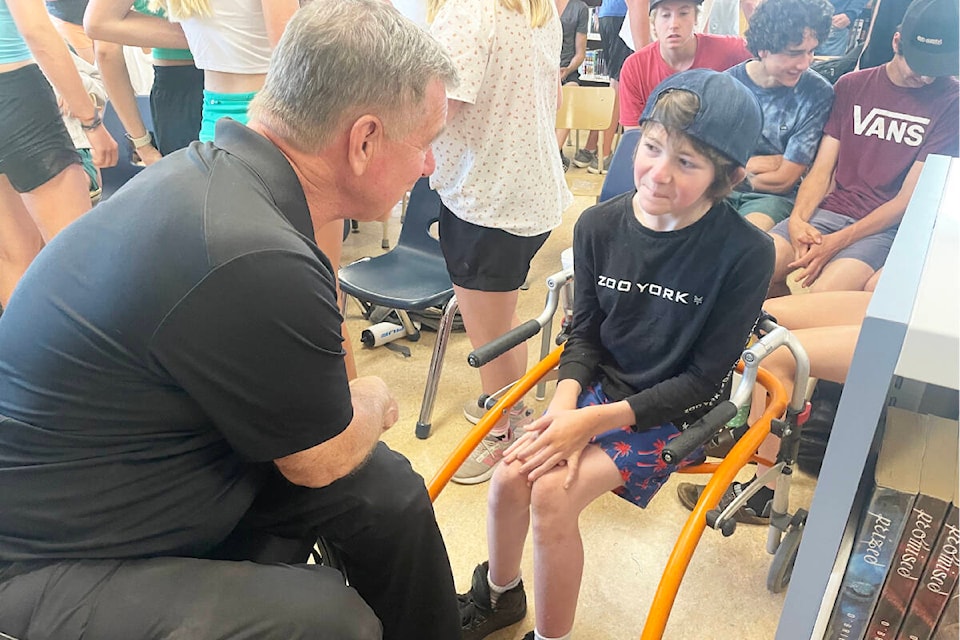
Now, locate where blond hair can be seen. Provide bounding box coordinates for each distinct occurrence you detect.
[148,0,212,19]
[427,0,553,28]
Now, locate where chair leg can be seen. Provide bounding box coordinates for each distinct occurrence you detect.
[416,295,459,439]
[536,290,553,401]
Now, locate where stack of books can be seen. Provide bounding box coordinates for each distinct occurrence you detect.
[824,406,959,640]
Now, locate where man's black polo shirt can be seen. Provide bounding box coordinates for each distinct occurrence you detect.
[0,120,352,560]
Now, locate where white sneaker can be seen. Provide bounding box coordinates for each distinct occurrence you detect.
[452,430,516,485]
[453,406,535,485]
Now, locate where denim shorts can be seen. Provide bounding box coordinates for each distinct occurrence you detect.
[770,208,898,271]
[583,382,704,508]
[0,65,81,193]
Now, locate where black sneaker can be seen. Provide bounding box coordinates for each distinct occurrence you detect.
[561,152,571,172]
[675,481,771,525]
[459,561,527,640]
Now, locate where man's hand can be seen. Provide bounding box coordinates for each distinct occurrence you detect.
[349,375,398,432]
[787,231,846,288]
[832,13,851,29]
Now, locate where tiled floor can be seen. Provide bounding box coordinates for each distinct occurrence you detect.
[340,165,818,640]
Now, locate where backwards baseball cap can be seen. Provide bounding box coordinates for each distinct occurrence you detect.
[649,0,705,13]
[899,0,959,77]
[639,69,762,168]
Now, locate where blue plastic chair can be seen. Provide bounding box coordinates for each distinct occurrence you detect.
[99,96,154,201]
[338,177,458,439]
[598,128,640,203]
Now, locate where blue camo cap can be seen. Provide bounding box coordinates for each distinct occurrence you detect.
[639,69,763,168]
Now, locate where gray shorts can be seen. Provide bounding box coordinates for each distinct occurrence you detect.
[769,208,898,271]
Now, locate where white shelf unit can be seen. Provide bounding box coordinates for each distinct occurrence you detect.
[775,154,960,639]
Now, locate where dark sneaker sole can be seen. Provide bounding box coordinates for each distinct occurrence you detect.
[676,482,769,526]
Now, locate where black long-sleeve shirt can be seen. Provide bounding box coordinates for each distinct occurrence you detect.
[557,192,775,430]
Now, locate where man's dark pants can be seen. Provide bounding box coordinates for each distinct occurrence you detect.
[0,443,460,640]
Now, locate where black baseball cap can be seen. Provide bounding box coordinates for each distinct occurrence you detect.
[639,69,762,168]
[649,0,705,13]
[899,0,959,77]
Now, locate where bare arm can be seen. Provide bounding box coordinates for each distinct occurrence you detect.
[830,160,923,245]
[261,0,299,47]
[273,376,398,488]
[561,32,587,81]
[84,0,189,48]
[96,41,162,164]
[10,0,118,166]
[789,134,839,224]
[745,154,807,194]
[625,0,651,48]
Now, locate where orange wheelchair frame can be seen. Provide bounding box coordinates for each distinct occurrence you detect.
[425,282,812,638]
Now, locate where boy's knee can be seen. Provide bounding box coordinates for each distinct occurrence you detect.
[489,460,532,508]
[529,471,569,522]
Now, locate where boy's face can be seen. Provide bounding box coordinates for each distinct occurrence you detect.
[757,28,819,87]
[652,1,699,52]
[633,124,717,222]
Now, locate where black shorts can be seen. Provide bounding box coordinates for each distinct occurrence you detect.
[438,204,550,292]
[0,65,81,193]
[599,16,633,80]
[150,64,204,155]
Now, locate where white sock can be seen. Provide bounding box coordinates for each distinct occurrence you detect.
[487,570,521,608]
[489,401,526,439]
[535,630,572,640]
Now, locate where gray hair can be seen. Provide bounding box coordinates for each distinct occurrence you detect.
[249,0,458,152]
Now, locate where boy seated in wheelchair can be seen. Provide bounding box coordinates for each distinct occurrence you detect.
[458,69,776,640]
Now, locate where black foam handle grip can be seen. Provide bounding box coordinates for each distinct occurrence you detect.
[661,401,739,465]
[468,320,542,368]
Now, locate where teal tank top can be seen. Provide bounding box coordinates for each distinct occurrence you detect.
[132,0,193,62]
[0,0,32,65]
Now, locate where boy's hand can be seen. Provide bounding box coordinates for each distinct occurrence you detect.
[504,408,598,487]
[787,216,821,260]
[787,232,846,288]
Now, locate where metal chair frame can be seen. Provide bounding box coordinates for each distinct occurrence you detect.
[338,177,457,439]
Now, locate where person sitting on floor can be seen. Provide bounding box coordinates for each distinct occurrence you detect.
[457,69,774,640]
[617,0,751,130]
[0,2,461,638]
[723,0,835,231]
[766,0,959,296]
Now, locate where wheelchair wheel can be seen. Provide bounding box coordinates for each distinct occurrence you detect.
[767,522,803,593]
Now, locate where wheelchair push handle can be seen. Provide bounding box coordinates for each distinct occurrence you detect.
[468,319,542,368]
[661,401,739,465]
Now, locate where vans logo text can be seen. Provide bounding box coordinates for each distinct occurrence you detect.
[853,106,930,147]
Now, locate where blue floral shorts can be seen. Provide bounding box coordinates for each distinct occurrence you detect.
[583,383,704,508]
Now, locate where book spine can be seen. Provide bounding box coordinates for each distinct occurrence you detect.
[897,505,960,640]
[865,495,950,639]
[824,488,918,640]
[931,582,958,640]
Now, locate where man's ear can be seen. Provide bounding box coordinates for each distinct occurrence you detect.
[347,115,384,176]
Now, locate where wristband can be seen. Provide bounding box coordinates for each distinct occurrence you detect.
[80,110,103,131]
[125,131,153,148]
